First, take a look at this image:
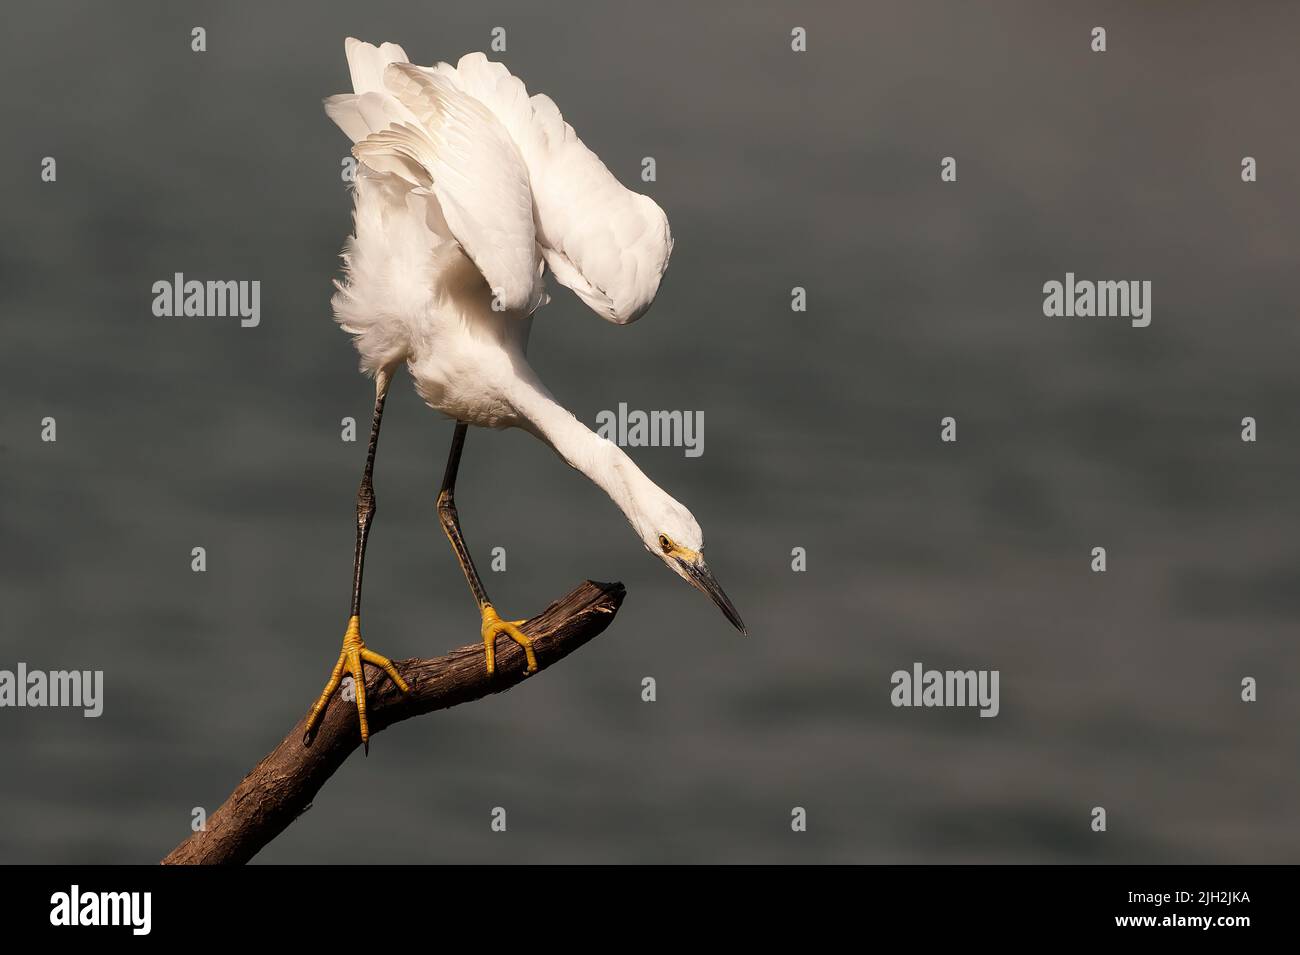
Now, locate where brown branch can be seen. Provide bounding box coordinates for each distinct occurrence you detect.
[162,580,625,865]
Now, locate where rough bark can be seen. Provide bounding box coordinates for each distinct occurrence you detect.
[162,580,625,864]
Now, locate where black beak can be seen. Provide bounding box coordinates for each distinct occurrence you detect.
[679,558,747,634]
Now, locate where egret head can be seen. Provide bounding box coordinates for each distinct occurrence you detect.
[632,491,746,635]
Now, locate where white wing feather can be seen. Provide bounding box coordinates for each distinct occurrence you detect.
[325,41,544,315]
[324,41,669,324]
[439,53,672,325]
[377,63,542,314]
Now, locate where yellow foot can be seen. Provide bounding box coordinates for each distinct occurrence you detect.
[480,604,538,677]
[303,616,410,752]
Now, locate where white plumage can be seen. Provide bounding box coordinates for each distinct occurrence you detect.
[326,39,671,327]
[323,37,743,630]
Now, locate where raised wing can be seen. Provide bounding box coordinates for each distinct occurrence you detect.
[438,53,673,325]
[325,40,544,314]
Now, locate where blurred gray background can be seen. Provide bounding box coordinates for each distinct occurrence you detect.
[1,0,1297,863]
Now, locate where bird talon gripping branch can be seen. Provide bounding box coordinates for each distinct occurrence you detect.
[303,616,410,750]
[479,605,538,676]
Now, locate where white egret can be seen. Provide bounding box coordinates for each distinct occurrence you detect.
[304,39,746,749]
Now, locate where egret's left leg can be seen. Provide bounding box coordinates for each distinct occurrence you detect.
[436,422,539,677]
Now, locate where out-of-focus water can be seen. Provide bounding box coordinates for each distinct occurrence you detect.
[1,1,1297,863]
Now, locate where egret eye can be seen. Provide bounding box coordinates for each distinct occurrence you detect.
[658,534,673,553]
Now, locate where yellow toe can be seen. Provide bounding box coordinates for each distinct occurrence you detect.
[480,605,539,675]
[303,616,409,748]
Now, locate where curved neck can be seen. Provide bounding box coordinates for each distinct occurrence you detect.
[507,375,656,532]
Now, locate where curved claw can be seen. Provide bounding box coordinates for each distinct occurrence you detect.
[303,616,410,751]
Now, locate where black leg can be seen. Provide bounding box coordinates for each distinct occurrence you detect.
[436,422,491,609]
[434,423,538,675]
[351,374,391,617]
[304,369,410,749]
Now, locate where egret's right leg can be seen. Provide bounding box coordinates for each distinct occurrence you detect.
[303,370,410,752]
[436,422,539,677]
